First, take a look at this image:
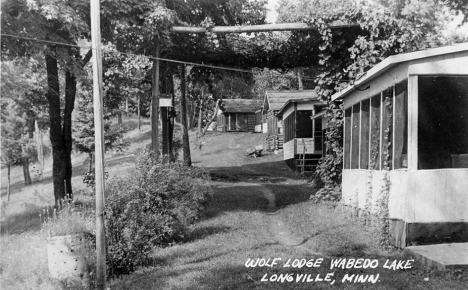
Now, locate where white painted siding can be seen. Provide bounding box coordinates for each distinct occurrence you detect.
[283,140,295,160]
[342,169,468,223]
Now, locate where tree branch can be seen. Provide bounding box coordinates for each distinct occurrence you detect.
[81,49,92,67]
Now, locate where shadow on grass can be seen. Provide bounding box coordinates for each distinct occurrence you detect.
[0,205,43,235]
[185,225,232,242]
[208,160,300,183]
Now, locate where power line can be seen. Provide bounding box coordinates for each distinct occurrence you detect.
[1,32,348,82]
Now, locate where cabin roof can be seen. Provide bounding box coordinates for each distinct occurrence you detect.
[332,42,468,101]
[277,97,325,115]
[221,99,262,113]
[263,90,318,112]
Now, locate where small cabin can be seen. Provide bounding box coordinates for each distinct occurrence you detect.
[217,99,262,132]
[332,43,468,248]
[263,90,318,151]
[277,97,326,172]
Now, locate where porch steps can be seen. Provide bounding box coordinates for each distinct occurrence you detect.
[404,243,468,270]
[295,157,321,173]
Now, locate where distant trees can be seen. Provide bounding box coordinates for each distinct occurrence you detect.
[1,58,48,198]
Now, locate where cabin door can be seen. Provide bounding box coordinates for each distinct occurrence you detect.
[229,113,237,131]
[237,114,248,131]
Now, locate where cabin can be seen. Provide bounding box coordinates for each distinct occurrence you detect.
[263,90,318,151]
[332,43,468,248]
[216,99,262,132]
[277,96,326,172]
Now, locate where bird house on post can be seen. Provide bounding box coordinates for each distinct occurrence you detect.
[159,93,172,107]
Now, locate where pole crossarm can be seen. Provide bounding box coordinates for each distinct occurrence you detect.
[171,21,359,34]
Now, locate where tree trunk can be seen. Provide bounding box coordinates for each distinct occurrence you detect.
[35,120,44,180]
[7,163,11,202]
[46,49,67,206]
[200,99,221,137]
[88,152,94,172]
[137,95,141,131]
[151,36,160,157]
[297,67,304,90]
[22,156,32,185]
[187,100,194,130]
[125,97,129,117]
[117,110,123,125]
[197,87,204,136]
[168,74,175,161]
[64,69,77,199]
[180,64,192,166]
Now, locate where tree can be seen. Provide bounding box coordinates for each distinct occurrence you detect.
[275,0,462,200]
[2,0,92,205]
[73,90,128,172]
[1,58,48,188]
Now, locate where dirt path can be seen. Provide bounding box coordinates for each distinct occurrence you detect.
[259,186,306,246]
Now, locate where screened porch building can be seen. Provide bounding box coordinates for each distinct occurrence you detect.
[262,90,318,151]
[277,97,326,172]
[332,43,468,248]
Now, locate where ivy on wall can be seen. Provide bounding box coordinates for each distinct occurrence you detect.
[306,0,451,201]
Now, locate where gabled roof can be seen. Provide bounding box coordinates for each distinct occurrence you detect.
[263,90,318,112]
[332,42,468,101]
[221,99,262,113]
[277,97,325,115]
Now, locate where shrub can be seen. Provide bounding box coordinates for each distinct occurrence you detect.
[105,150,212,277]
[40,200,95,238]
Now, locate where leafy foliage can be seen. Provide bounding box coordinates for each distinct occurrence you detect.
[299,0,459,201]
[104,150,212,277]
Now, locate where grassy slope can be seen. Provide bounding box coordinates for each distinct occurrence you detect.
[111,131,467,290]
[1,126,467,290]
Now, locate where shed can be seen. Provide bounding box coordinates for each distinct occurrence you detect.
[332,43,468,248]
[277,96,326,172]
[263,90,318,151]
[216,99,262,132]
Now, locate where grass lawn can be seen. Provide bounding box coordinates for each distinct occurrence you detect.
[1,125,467,289]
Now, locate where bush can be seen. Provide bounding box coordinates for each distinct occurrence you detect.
[105,150,212,277]
[40,200,95,237]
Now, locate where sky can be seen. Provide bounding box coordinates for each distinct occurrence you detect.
[266,0,279,23]
[265,0,467,37]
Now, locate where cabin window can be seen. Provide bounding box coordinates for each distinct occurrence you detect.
[278,116,283,135]
[370,94,381,170]
[343,80,410,171]
[255,111,262,125]
[418,76,468,169]
[360,99,370,169]
[381,88,393,169]
[284,113,295,142]
[351,103,361,169]
[296,111,313,138]
[394,80,408,169]
[314,117,323,151]
[344,107,352,169]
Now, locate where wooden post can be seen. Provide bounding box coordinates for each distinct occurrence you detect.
[162,107,168,155]
[35,120,44,179]
[180,64,192,166]
[151,36,160,157]
[90,0,106,288]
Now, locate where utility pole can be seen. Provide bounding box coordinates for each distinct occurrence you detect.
[151,36,160,157]
[90,0,106,288]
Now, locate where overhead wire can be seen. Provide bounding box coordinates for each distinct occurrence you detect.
[1,32,348,83]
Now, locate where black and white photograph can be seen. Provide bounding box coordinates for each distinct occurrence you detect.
[1,0,468,289]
